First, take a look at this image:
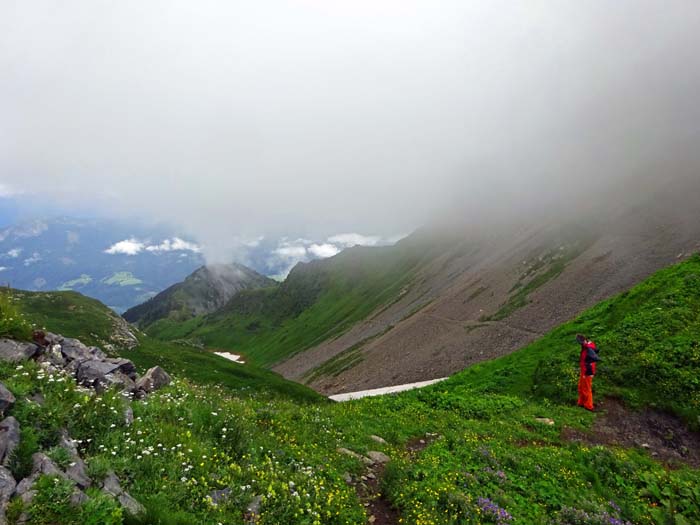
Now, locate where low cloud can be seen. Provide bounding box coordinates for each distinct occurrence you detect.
[2,2,699,259]
[145,237,201,253]
[105,237,200,255]
[309,243,341,258]
[6,248,22,259]
[327,233,381,248]
[265,232,403,278]
[0,184,22,198]
[104,239,145,256]
[23,252,41,266]
[0,266,8,272]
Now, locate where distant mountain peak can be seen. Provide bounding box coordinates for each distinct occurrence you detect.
[123,262,276,327]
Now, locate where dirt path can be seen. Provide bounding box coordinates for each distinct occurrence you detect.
[562,398,700,468]
[358,465,399,525]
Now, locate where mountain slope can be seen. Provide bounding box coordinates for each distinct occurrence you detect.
[275,180,700,393]
[123,263,277,327]
[1,252,699,524]
[133,178,700,394]
[141,241,436,365]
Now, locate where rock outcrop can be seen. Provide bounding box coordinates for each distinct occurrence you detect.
[0,416,20,466]
[0,340,39,363]
[0,332,172,520]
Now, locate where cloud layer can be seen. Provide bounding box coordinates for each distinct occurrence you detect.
[105,237,201,256]
[2,1,699,261]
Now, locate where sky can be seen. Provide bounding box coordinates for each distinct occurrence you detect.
[2,1,699,262]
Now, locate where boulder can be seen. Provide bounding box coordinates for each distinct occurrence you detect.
[76,358,139,391]
[366,451,390,465]
[370,435,387,445]
[0,465,16,505]
[15,476,37,497]
[31,452,65,478]
[135,366,171,393]
[103,371,136,392]
[70,488,90,506]
[40,344,67,367]
[104,358,138,379]
[60,338,104,362]
[0,383,16,413]
[101,470,144,515]
[0,339,39,363]
[337,447,374,466]
[0,466,16,525]
[59,431,91,489]
[76,360,121,385]
[0,416,20,465]
[101,471,122,497]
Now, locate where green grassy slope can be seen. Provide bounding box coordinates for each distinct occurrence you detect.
[145,242,432,366]
[1,256,699,524]
[4,288,321,403]
[1,289,124,348]
[444,252,700,425]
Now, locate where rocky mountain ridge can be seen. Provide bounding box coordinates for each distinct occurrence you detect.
[123,263,277,327]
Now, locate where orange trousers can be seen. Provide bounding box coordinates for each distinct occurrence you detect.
[577,374,594,410]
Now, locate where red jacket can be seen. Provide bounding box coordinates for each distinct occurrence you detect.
[580,341,600,376]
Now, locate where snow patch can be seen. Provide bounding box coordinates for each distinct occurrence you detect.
[329,378,448,402]
[214,352,245,364]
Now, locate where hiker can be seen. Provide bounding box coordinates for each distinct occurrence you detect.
[576,334,600,411]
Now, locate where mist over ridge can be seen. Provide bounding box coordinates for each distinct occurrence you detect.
[1,1,699,262]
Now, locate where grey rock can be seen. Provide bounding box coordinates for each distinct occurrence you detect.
[119,492,145,516]
[28,392,44,406]
[103,371,136,392]
[60,338,98,362]
[39,345,66,367]
[76,359,121,385]
[101,470,144,515]
[31,453,65,478]
[101,471,122,497]
[0,466,16,504]
[104,358,137,379]
[209,487,231,505]
[0,339,39,363]
[135,366,171,393]
[64,357,88,377]
[124,406,134,426]
[0,416,20,465]
[369,435,387,445]
[246,495,262,516]
[59,431,91,489]
[337,447,374,465]
[0,383,15,413]
[70,488,90,506]
[367,451,390,464]
[15,477,37,496]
